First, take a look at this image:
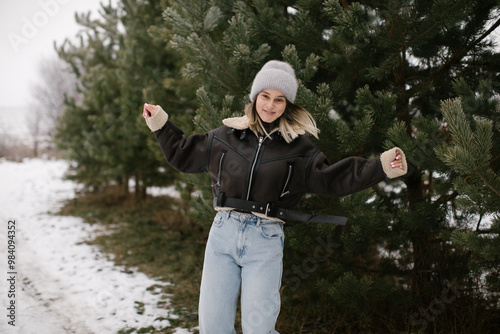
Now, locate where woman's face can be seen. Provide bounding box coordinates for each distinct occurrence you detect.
[255,89,287,123]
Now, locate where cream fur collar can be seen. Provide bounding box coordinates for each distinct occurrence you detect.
[222,115,250,130]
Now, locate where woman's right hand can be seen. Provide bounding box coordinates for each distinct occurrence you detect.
[143,103,157,119]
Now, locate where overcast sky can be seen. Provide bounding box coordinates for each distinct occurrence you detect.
[0,0,111,109]
[1,1,498,110]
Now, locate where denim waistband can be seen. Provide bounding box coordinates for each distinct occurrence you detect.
[220,209,281,226]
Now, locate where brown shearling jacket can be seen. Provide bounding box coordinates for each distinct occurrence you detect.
[147,107,408,218]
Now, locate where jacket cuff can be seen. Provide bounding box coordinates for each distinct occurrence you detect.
[146,105,169,132]
[380,147,408,179]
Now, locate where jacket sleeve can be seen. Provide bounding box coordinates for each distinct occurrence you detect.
[307,147,407,197]
[149,106,211,174]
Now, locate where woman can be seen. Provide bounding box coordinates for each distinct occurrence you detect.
[143,60,407,334]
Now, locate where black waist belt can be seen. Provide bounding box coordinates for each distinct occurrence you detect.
[214,193,347,226]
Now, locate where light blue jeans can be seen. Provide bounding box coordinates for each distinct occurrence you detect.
[199,210,284,334]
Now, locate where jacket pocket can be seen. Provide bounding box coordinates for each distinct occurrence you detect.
[279,162,294,198]
[212,150,227,190]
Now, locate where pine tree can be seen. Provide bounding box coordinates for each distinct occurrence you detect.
[55,0,195,199]
[436,84,500,297]
[55,3,123,190]
[157,0,500,332]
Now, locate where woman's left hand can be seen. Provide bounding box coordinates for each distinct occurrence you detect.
[391,150,404,170]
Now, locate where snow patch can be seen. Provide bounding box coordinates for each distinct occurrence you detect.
[0,158,193,333]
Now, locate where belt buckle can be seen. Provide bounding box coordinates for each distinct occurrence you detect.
[265,202,275,217]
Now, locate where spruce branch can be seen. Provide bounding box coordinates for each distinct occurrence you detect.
[438,98,500,199]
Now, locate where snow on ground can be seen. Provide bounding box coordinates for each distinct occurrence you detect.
[0,158,193,334]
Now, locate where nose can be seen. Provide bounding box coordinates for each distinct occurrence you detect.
[265,100,274,110]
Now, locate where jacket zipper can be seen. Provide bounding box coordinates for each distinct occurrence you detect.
[280,163,293,198]
[246,136,264,200]
[212,150,226,189]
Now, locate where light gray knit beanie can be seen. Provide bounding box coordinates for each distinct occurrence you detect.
[249,60,298,103]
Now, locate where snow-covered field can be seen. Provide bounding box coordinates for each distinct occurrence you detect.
[0,158,192,334]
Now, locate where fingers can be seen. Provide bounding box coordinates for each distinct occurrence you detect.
[391,161,404,169]
[391,157,404,169]
[143,103,150,119]
[143,103,157,119]
[390,150,403,169]
[390,160,403,169]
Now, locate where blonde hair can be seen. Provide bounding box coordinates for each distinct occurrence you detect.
[244,99,319,143]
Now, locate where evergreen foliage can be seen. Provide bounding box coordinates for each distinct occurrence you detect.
[436,91,500,297]
[54,0,500,332]
[158,0,500,332]
[55,0,196,200]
